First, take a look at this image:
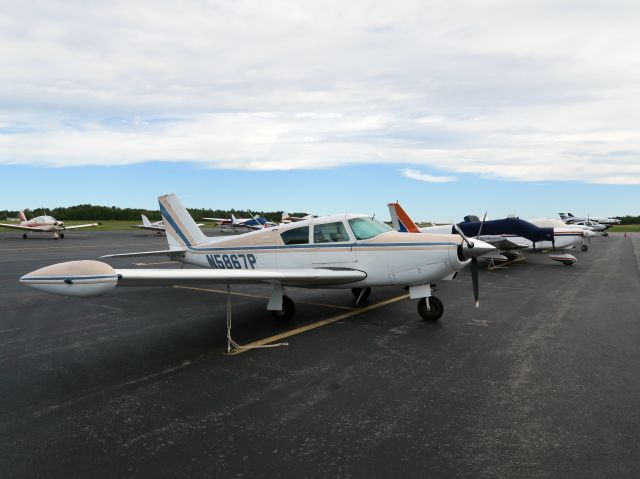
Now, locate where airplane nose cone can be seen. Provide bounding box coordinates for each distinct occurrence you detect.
[462,239,495,259]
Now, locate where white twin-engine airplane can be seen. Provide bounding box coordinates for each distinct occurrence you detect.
[131,214,203,234]
[0,211,99,239]
[20,194,494,350]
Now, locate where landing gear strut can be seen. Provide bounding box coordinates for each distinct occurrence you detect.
[351,287,371,304]
[418,296,444,321]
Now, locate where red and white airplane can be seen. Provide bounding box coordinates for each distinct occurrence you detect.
[0,211,99,239]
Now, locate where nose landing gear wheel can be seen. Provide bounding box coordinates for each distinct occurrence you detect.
[581,245,588,251]
[271,296,295,322]
[418,296,444,321]
[22,233,27,239]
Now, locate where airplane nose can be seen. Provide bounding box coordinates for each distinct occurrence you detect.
[462,239,495,260]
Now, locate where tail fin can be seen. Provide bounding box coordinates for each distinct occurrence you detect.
[158,194,208,249]
[281,212,290,222]
[18,211,27,222]
[559,213,568,221]
[141,214,151,226]
[387,202,421,233]
[231,213,238,224]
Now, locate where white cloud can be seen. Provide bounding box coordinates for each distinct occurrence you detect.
[1,0,639,183]
[402,168,456,183]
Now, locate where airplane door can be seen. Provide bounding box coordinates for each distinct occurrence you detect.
[311,221,357,264]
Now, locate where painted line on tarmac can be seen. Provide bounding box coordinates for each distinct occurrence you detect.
[228,293,411,355]
[172,285,357,311]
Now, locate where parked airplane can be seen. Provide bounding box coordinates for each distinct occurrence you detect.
[131,214,203,234]
[529,218,598,250]
[203,213,272,231]
[0,211,99,239]
[20,194,494,351]
[280,212,315,224]
[389,203,587,265]
[560,212,620,228]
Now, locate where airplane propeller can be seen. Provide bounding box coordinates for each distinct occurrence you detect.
[453,223,489,308]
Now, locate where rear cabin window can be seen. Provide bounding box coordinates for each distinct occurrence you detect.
[313,222,350,243]
[280,226,309,245]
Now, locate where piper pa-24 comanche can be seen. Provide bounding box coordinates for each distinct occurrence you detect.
[0,211,99,239]
[20,194,494,352]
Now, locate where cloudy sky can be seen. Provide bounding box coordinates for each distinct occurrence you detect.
[1,0,638,219]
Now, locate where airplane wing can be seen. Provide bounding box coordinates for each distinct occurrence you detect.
[478,235,529,250]
[202,217,230,222]
[62,223,100,230]
[131,224,164,231]
[0,223,50,232]
[20,260,367,296]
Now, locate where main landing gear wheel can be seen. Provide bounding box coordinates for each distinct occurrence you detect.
[418,296,444,322]
[351,287,371,302]
[22,233,27,239]
[581,245,588,252]
[271,296,295,322]
[603,232,609,237]
[562,261,575,266]
[59,233,64,239]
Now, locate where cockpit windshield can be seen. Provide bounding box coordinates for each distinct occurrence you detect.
[348,217,393,240]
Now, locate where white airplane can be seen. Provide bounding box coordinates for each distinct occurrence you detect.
[389,203,588,265]
[131,214,203,234]
[202,213,272,231]
[529,218,598,251]
[0,211,99,239]
[560,213,620,232]
[20,194,494,351]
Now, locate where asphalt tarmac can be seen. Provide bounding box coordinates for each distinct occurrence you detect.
[0,229,639,478]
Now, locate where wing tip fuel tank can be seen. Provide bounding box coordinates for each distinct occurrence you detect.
[20,260,118,297]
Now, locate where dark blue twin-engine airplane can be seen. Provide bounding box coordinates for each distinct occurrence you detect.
[389,203,590,266]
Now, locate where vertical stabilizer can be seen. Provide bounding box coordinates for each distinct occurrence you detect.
[387,202,421,233]
[158,194,208,249]
[141,214,151,226]
[18,211,27,223]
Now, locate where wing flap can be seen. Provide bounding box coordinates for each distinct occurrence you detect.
[100,249,186,259]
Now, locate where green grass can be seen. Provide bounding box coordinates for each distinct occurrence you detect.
[609,224,640,233]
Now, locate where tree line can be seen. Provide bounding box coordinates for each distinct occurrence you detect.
[0,205,308,223]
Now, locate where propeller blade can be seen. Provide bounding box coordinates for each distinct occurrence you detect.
[476,212,488,238]
[471,257,480,308]
[454,224,474,248]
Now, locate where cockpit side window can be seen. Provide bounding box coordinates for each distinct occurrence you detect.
[280,226,309,245]
[313,222,350,243]
[348,217,393,240]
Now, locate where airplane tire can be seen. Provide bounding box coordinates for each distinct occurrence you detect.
[271,296,295,322]
[22,234,27,239]
[562,261,575,266]
[603,232,609,237]
[418,296,444,322]
[60,233,64,239]
[581,245,588,252]
[351,287,371,302]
